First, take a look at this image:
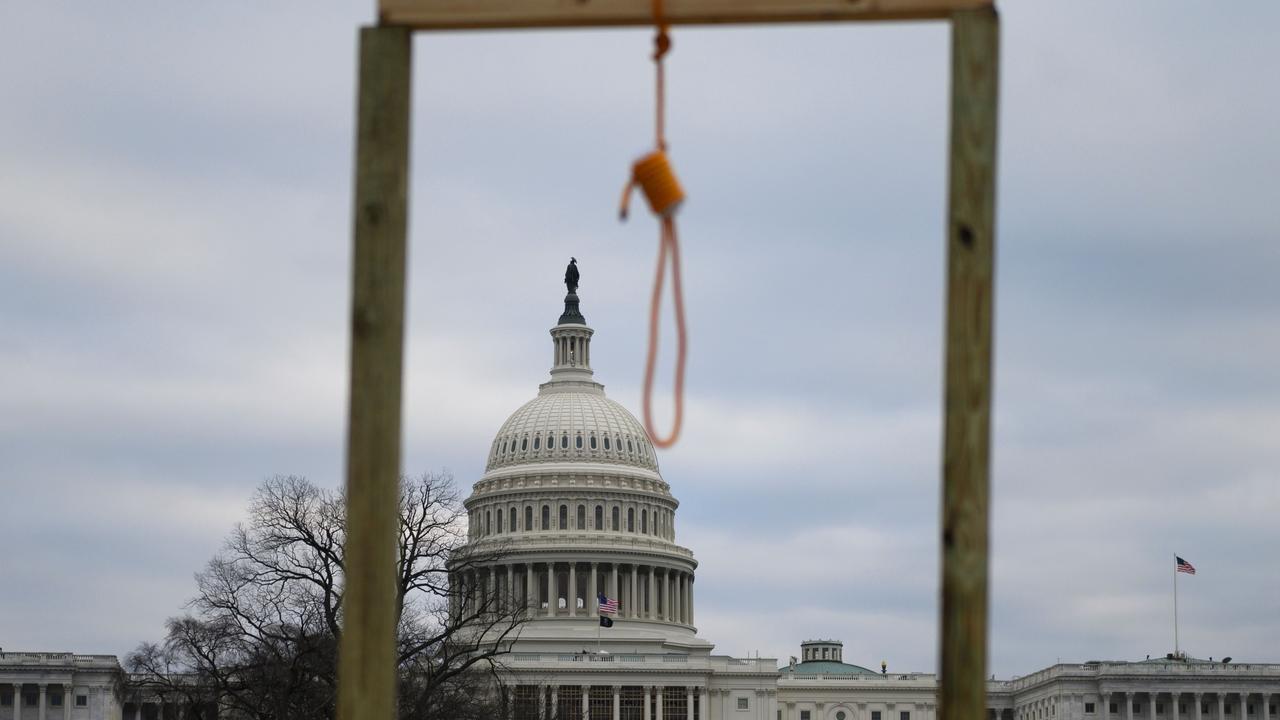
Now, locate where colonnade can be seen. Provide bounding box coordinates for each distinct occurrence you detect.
[3,684,76,720]
[453,561,695,626]
[1012,692,1279,720]
[514,685,711,720]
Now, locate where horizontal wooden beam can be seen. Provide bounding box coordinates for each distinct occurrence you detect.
[379,0,990,31]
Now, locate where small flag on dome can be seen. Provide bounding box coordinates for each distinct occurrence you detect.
[1176,556,1196,575]
[598,592,619,615]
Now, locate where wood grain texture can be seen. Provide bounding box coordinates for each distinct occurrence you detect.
[379,0,991,30]
[939,8,998,720]
[336,25,412,720]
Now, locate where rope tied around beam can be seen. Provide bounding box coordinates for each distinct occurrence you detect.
[619,0,687,449]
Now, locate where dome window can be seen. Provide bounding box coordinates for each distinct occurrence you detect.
[495,510,503,533]
[541,505,550,530]
[560,434,568,449]
[603,436,611,450]
[627,508,635,532]
[641,509,648,534]
[590,435,598,450]
[500,440,507,454]
[509,507,517,532]
[525,506,533,531]
[627,439,634,453]
[595,505,603,530]
[575,435,583,449]
[577,504,585,529]
[521,437,528,451]
[611,507,620,531]
[485,511,492,535]
[558,504,568,529]
[533,436,541,451]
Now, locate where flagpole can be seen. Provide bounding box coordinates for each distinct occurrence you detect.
[1173,554,1179,658]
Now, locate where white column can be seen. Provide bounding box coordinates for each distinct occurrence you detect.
[552,687,559,720]
[687,687,694,720]
[1194,694,1203,720]
[569,563,578,617]
[508,564,515,612]
[613,686,622,720]
[644,688,652,720]
[648,567,656,619]
[1242,695,1250,720]
[656,687,664,720]
[611,563,619,602]
[549,564,558,617]
[62,686,71,720]
[38,684,46,720]
[700,687,710,720]
[590,563,599,615]
[1262,695,1270,720]
[1127,694,1134,720]
[14,684,23,720]
[1173,694,1181,720]
[134,699,142,720]
[583,685,591,720]
[527,564,537,614]
[631,566,639,618]
[1219,695,1226,720]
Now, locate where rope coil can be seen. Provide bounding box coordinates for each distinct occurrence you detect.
[619,0,687,449]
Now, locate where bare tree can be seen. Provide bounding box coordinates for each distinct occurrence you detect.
[127,472,522,720]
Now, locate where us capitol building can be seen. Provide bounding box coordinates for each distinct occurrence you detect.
[4,276,1278,720]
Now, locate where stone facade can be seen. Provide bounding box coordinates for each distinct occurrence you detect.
[0,653,121,720]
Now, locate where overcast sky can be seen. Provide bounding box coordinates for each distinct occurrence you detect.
[2,2,1278,677]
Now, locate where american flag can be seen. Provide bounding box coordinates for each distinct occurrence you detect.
[1176,556,1196,575]
[598,593,619,615]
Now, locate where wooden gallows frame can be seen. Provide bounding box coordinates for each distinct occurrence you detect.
[337,1,999,719]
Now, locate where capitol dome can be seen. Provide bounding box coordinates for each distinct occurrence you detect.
[485,391,658,473]
[452,277,704,651]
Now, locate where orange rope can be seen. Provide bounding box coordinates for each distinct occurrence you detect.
[642,217,686,448]
[620,0,687,449]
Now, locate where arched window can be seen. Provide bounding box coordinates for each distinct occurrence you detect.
[521,437,528,451]
[627,508,635,532]
[641,509,648,534]
[604,436,611,450]
[575,435,583,449]
[577,504,586,529]
[500,440,507,454]
[611,506,620,531]
[590,435,598,450]
[559,504,568,530]
[496,510,503,533]
[541,505,550,530]
[486,511,492,535]
[627,439,634,453]
[533,435,541,450]
[525,506,533,531]
[595,505,603,530]
[509,507,517,532]
[561,434,568,449]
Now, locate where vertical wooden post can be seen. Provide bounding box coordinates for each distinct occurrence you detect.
[939,7,998,720]
[337,24,412,720]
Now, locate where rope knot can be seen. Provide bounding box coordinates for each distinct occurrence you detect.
[653,29,672,61]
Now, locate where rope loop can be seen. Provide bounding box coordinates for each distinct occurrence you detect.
[617,0,687,449]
